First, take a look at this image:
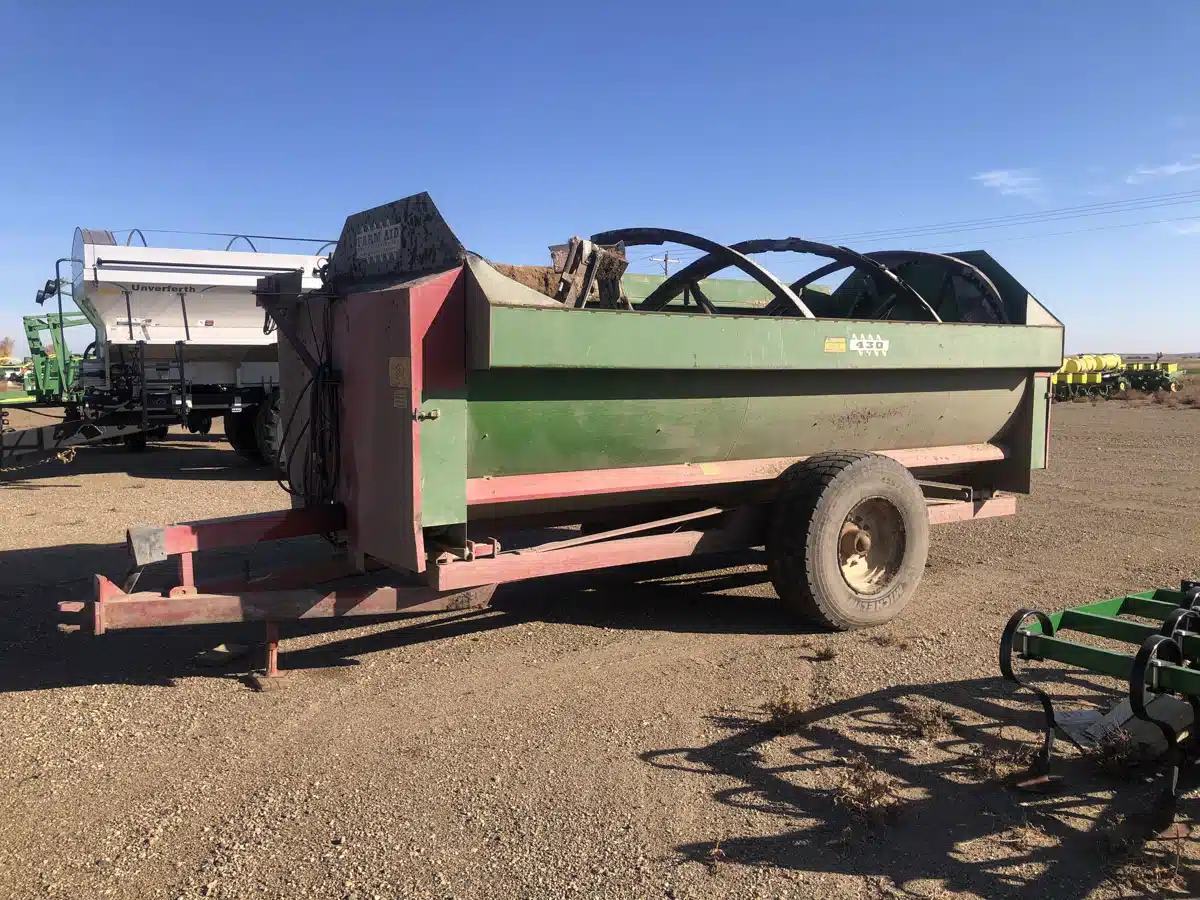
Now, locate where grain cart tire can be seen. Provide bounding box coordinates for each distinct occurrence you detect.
[186,411,213,435]
[225,407,262,461]
[767,451,929,631]
[255,389,284,475]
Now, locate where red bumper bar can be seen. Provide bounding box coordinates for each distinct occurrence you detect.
[60,574,495,635]
[126,505,347,566]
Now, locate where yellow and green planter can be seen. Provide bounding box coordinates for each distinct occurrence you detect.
[1052,356,1177,399]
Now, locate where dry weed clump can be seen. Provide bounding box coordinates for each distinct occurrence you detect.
[1110,847,1188,896]
[1099,810,1190,895]
[1096,815,1139,857]
[1177,377,1200,407]
[869,633,911,650]
[705,840,727,871]
[833,754,903,823]
[894,698,956,740]
[760,685,808,733]
[963,742,1039,782]
[1083,727,1150,780]
[813,645,839,663]
[996,819,1054,851]
[1150,387,1190,408]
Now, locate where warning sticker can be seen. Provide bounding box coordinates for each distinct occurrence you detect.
[392,388,409,410]
[388,356,411,386]
[823,337,847,353]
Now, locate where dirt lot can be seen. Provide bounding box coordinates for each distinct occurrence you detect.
[1,401,1199,899]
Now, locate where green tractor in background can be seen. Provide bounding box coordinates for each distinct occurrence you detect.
[1,278,91,414]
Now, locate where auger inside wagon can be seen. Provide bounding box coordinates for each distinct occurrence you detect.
[58,192,1064,678]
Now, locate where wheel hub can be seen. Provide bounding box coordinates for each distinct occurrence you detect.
[839,498,905,596]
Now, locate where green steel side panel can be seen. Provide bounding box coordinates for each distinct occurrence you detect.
[466,368,1025,477]
[419,393,467,528]
[469,370,746,476]
[485,305,1063,371]
[727,376,1022,462]
[620,274,777,307]
[619,274,833,310]
[1030,375,1049,470]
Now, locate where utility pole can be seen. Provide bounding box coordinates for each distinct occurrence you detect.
[649,253,681,276]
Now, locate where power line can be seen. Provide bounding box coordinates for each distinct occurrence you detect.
[624,190,1200,272]
[627,214,1200,280]
[920,212,1200,250]
[814,188,1200,244]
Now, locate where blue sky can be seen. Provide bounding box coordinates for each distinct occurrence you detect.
[1,1,1198,353]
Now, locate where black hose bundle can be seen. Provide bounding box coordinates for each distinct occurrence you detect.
[273,295,342,519]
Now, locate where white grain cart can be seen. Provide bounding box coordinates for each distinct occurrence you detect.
[1,230,327,465]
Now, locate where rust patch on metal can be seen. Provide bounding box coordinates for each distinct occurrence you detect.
[829,406,904,430]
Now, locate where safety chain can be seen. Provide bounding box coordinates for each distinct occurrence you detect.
[0,446,77,474]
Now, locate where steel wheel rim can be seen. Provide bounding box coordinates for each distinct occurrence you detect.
[838,497,906,596]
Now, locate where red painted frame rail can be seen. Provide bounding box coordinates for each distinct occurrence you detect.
[126,505,347,566]
[84,574,494,635]
[59,473,1017,679]
[68,494,1016,631]
[465,443,1007,507]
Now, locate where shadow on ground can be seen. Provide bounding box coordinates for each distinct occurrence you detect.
[0,432,276,485]
[0,541,795,693]
[641,675,1200,899]
[6,537,1198,897]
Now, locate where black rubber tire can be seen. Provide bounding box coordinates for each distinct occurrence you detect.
[766,451,929,631]
[225,407,262,461]
[186,412,212,435]
[123,433,148,453]
[255,389,284,475]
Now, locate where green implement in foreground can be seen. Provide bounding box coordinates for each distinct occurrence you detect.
[1001,581,1200,831]
[2,312,90,407]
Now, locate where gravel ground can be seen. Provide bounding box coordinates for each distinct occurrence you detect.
[1,402,1199,899]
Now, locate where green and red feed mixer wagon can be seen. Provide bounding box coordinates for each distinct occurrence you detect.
[59,193,1064,676]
